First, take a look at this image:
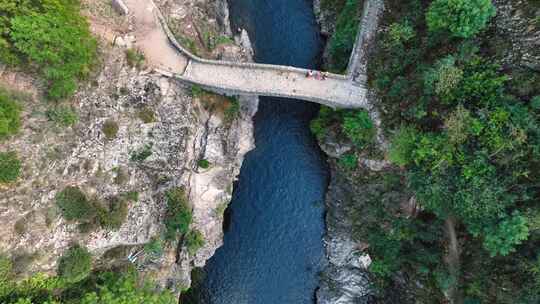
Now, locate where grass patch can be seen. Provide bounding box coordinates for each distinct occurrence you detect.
[0,88,22,140]
[125,48,145,69]
[0,151,21,183]
[46,105,78,127]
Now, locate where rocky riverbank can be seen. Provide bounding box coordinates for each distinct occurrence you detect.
[0,0,255,294]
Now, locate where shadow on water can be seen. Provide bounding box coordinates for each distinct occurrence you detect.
[181,0,329,303]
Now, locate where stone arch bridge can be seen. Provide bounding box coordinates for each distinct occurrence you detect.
[120,0,383,109]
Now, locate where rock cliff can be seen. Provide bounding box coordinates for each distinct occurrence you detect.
[0,0,256,294]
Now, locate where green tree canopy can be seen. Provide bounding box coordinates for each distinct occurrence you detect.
[426,0,496,38]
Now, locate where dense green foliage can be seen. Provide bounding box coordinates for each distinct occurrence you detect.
[164,187,192,240]
[326,0,360,72]
[57,244,92,283]
[313,0,540,302]
[0,267,175,303]
[361,0,540,301]
[0,151,21,183]
[426,0,496,38]
[0,0,97,99]
[0,90,21,139]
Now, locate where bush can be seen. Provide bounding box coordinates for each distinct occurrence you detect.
[46,106,78,127]
[57,244,92,283]
[97,196,129,230]
[338,153,358,170]
[125,48,145,69]
[0,151,21,183]
[426,0,496,38]
[102,119,119,139]
[184,230,205,255]
[342,110,375,147]
[164,187,192,240]
[388,126,418,166]
[0,254,12,282]
[0,91,21,140]
[137,107,155,123]
[55,186,96,222]
[197,159,210,169]
[7,4,97,99]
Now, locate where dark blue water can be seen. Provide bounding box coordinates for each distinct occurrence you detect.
[188,0,328,303]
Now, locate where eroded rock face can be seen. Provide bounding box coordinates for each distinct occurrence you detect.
[0,0,256,294]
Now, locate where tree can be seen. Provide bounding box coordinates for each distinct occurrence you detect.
[426,0,496,38]
[9,7,96,99]
[57,244,92,283]
[483,213,529,257]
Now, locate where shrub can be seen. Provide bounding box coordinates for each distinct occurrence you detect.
[184,230,205,255]
[224,98,240,123]
[138,107,155,123]
[197,159,210,169]
[342,110,375,147]
[338,153,358,170]
[46,106,78,127]
[426,0,496,38]
[55,186,95,222]
[8,5,97,99]
[57,244,92,283]
[423,56,464,101]
[164,187,192,240]
[97,196,129,230]
[0,151,21,183]
[190,85,204,98]
[0,91,21,140]
[125,48,145,69]
[130,144,153,162]
[102,119,119,139]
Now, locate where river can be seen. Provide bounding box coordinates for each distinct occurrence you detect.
[183,0,329,303]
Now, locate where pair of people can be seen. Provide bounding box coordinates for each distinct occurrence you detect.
[306,70,328,80]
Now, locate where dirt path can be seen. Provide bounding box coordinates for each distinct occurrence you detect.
[123,0,188,72]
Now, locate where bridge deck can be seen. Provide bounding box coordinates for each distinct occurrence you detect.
[124,0,368,109]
